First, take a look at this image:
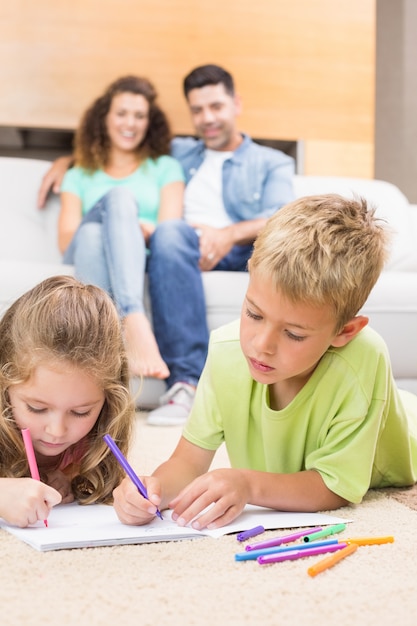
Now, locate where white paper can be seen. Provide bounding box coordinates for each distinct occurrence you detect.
[0,502,350,551]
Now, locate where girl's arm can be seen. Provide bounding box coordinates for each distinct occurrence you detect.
[58,192,83,253]
[0,478,62,527]
[157,180,185,222]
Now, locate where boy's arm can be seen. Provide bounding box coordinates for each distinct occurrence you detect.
[169,466,348,531]
[243,468,348,512]
[153,437,215,509]
[113,437,348,529]
[112,437,215,526]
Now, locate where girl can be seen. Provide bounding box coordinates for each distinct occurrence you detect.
[59,75,185,380]
[0,275,135,527]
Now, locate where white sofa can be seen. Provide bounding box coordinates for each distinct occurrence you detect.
[1,156,416,407]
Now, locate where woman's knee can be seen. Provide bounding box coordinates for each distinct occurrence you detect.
[102,187,138,219]
[74,222,104,250]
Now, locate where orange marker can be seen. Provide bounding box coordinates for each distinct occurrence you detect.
[345,536,394,546]
[307,542,358,577]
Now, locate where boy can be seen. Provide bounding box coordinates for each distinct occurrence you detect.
[113,194,417,529]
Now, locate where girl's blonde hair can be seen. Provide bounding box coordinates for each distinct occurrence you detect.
[0,275,135,504]
[250,194,391,331]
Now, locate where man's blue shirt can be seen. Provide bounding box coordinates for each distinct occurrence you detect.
[171,134,295,222]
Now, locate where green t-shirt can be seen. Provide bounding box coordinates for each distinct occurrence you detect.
[61,155,185,225]
[183,319,417,504]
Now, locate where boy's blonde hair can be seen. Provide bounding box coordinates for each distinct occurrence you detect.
[250,194,391,330]
[0,275,135,504]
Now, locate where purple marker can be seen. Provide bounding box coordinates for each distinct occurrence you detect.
[103,434,163,520]
[235,539,339,561]
[246,526,323,551]
[237,525,265,542]
[257,542,347,564]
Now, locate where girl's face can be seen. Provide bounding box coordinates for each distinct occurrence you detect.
[105,91,150,153]
[9,363,105,462]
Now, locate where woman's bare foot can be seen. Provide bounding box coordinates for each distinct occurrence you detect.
[123,312,169,379]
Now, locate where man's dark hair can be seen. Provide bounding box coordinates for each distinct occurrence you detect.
[183,64,235,98]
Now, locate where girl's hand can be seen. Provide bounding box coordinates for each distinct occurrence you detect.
[168,468,250,530]
[0,478,62,527]
[113,475,162,525]
[45,469,75,504]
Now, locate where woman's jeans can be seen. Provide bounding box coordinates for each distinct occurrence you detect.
[148,219,252,389]
[63,187,146,317]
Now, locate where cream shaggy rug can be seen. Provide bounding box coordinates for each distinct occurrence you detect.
[1,411,417,626]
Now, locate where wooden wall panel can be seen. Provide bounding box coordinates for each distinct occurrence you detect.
[0,0,375,176]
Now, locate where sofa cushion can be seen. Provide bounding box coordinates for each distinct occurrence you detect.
[0,157,63,264]
[361,271,417,379]
[293,175,414,271]
[0,260,74,315]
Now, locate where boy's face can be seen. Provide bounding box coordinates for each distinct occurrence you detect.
[240,272,345,405]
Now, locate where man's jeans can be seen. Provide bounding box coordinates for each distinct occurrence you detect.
[63,187,146,317]
[148,219,252,389]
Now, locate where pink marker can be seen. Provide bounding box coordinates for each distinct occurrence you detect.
[21,428,48,527]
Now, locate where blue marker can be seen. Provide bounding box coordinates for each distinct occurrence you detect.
[235,538,340,561]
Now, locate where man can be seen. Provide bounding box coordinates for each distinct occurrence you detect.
[37,64,295,426]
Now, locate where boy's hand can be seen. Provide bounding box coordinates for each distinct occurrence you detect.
[169,468,250,530]
[0,478,62,527]
[113,475,162,525]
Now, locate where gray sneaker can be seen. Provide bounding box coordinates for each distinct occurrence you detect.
[146,382,196,426]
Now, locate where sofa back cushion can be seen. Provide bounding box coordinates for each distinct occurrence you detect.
[292,175,414,271]
[0,157,62,264]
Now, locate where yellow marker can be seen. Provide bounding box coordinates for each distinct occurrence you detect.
[308,542,358,577]
[345,536,394,546]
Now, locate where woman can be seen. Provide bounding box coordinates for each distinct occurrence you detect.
[59,76,184,379]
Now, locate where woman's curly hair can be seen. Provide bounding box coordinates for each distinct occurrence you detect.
[74,75,172,171]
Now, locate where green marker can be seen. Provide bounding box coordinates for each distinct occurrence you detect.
[303,523,347,542]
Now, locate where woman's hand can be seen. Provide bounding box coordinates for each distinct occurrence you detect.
[37,155,73,209]
[168,468,251,530]
[139,222,156,245]
[113,475,162,525]
[0,477,62,527]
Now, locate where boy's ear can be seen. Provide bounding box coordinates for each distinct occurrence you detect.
[331,315,369,348]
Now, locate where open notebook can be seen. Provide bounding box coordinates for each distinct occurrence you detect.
[0,502,350,552]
